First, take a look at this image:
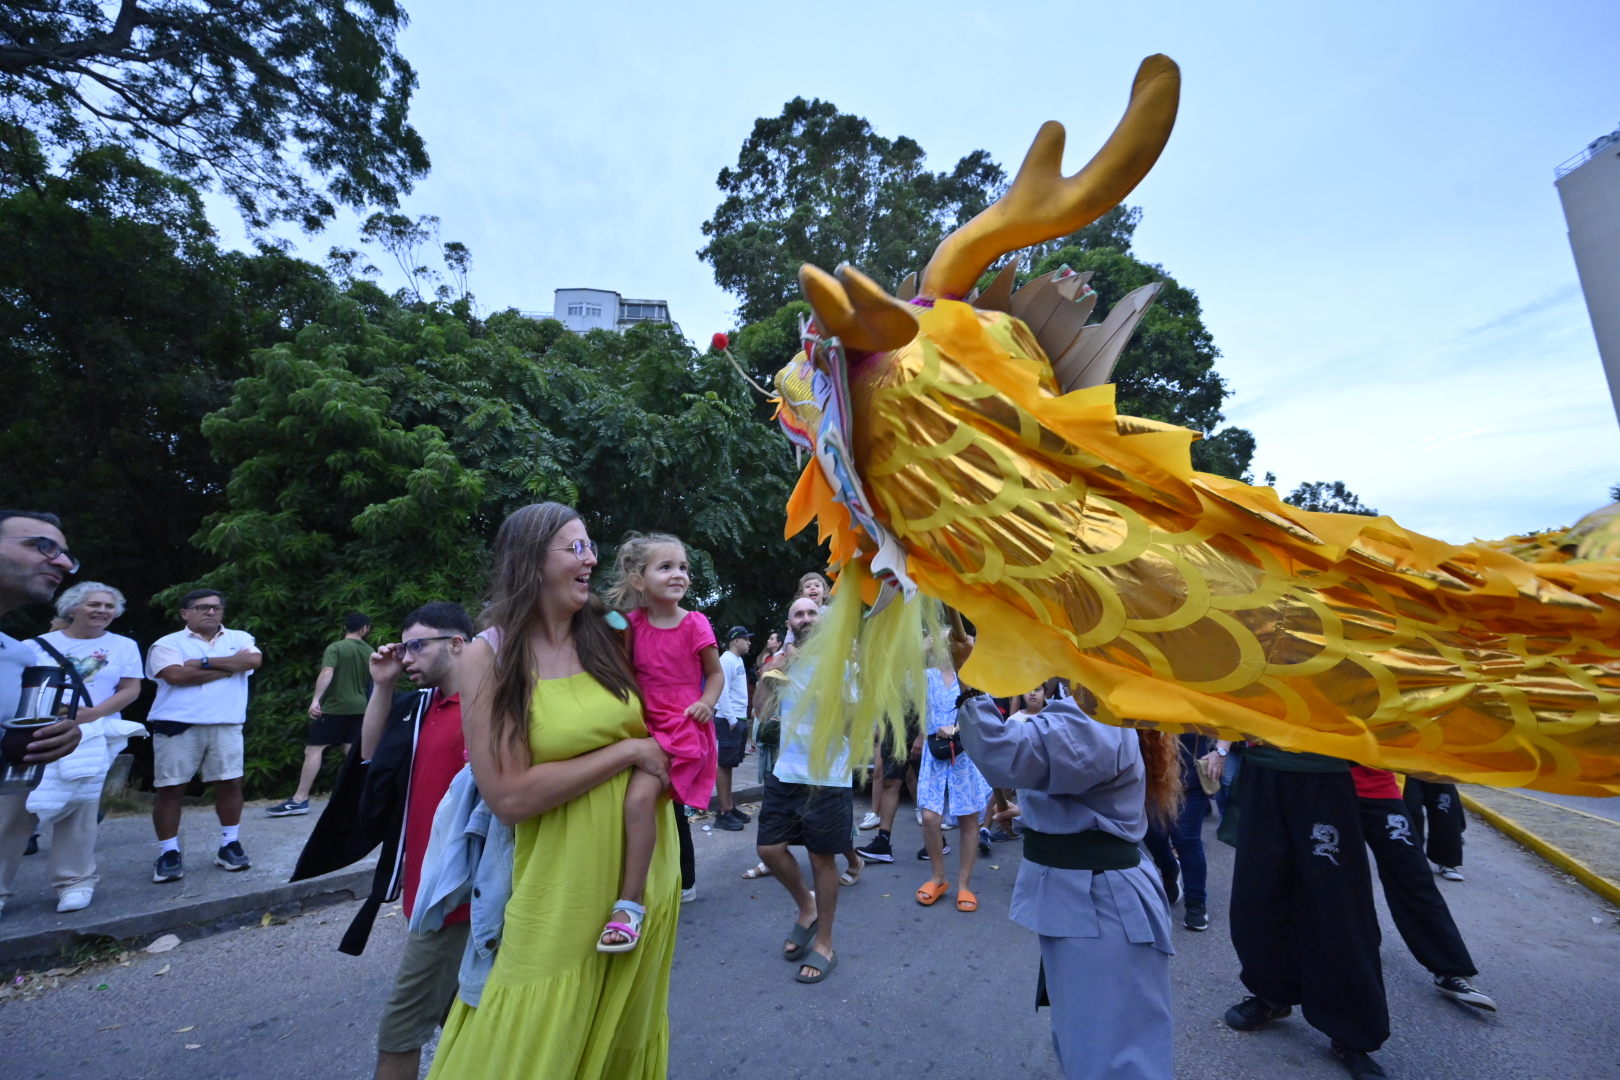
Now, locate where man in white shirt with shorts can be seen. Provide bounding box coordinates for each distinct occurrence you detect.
[146,589,262,883]
[712,626,753,831]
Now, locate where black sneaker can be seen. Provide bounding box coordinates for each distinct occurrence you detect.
[152,849,184,883]
[1184,906,1210,932]
[857,834,895,863]
[978,828,992,856]
[1331,1041,1387,1079]
[1434,974,1497,1011]
[215,841,251,871]
[24,832,39,856]
[730,806,752,824]
[714,809,745,832]
[1224,995,1291,1031]
[265,799,309,817]
[916,843,950,860]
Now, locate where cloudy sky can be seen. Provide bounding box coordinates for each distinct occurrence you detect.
[220,0,1620,544]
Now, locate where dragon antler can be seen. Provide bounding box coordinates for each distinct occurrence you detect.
[918,55,1181,301]
[799,263,920,354]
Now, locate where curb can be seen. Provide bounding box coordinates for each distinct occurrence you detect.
[0,867,373,966]
[1460,793,1620,907]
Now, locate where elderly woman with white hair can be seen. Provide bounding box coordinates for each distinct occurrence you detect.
[0,582,146,916]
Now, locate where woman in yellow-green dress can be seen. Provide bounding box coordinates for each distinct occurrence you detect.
[429,502,680,1080]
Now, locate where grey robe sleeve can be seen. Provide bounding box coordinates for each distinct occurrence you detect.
[958,696,1130,796]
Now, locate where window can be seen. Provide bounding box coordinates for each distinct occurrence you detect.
[566,302,603,318]
[567,303,582,316]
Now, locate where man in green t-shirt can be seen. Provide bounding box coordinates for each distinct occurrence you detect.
[267,612,371,817]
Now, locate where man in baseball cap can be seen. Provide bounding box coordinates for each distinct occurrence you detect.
[713,626,753,830]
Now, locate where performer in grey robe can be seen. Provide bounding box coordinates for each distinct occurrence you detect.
[957,691,1174,1080]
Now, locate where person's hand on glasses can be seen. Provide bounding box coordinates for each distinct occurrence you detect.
[370,641,408,685]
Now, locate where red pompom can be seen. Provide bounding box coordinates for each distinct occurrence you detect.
[711,332,730,352]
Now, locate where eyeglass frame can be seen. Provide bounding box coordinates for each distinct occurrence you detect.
[9,535,80,574]
[402,635,460,655]
[183,602,225,614]
[552,539,599,561]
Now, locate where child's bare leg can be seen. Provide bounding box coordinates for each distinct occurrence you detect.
[604,770,662,946]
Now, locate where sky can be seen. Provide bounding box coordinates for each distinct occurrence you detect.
[216,0,1620,544]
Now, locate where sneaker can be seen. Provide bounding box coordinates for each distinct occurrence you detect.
[56,888,93,913]
[978,828,992,856]
[1331,1041,1387,1079]
[680,885,697,903]
[988,827,1019,843]
[153,849,184,883]
[859,812,881,831]
[730,805,751,824]
[1434,974,1497,1011]
[215,841,251,872]
[24,832,39,856]
[714,809,745,832]
[1439,866,1465,881]
[1224,995,1292,1031]
[265,799,310,817]
[916,844,950,860]
[857,834,895,863]
[1183,906,1209,931]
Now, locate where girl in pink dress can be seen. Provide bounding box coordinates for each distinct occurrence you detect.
[596,532,722,952]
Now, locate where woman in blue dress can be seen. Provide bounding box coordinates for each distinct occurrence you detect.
[915,662,993,912]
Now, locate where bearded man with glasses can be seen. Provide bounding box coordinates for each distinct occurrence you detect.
[145,589,263,882]
[0,511,86,920]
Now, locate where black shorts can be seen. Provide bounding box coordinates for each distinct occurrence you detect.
[756,775,854,856]
[308,712,363,747]
[716,716,748,769]
[878,714,922,780]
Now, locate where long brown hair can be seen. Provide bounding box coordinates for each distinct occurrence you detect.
[1136,728,1184,828]
[482,503,641,760]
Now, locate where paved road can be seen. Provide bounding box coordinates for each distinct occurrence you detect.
[6,800,1620,1080]
[1520,790,1620,823]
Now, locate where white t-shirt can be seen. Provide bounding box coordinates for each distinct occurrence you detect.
[717,649,749,720]
[1008,709,1041,723]
[772,660,851,787]
[31,631,144,718]
[147,627,259,726]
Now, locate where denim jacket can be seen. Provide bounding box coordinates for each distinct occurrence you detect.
[407,764,514,1007]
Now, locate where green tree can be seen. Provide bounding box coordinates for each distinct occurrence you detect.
[0,142,333,646]
[0,0,429,230]
[1282,480,1378,516]
[182,302,488,788]
[699,97,1005,323]
[186,293,821,794]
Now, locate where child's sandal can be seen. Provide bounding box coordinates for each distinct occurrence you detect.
[596,899,646,953]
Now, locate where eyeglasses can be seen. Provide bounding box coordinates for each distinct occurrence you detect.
[11,536,80,573]
[403,635,458,654]
[185,604,224,614]
[552,540,599,561]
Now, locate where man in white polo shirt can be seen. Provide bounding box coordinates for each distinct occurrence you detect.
[146,589,262,883]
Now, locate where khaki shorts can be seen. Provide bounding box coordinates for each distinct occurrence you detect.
[152,724,245,787]
[377,921,470,1053]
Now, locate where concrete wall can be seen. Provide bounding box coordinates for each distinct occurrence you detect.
[1557,138,1620,427]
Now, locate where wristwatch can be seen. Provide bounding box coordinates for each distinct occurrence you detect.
[201,657,212,670]
[1216,746,1227,756]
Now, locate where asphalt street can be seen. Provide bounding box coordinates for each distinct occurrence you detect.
[6,796,1620,1080]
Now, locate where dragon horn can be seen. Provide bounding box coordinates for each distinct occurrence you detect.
[798,263,919,353]
[918,55,1180,301]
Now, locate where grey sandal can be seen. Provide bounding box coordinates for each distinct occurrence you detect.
[783,919,818,961]
[795,949,837,983]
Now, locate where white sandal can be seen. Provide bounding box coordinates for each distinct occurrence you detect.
[742,861,772,880]
[596,899,646,953]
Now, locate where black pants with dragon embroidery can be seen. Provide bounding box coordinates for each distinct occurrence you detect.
[1359,796,1477,978]
[1402,777,1467,869]
[1230,765,1389,1052]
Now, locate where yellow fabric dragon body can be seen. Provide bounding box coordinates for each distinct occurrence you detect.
[773,56,1620,795]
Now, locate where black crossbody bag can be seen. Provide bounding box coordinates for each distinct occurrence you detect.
[29,636,91,720]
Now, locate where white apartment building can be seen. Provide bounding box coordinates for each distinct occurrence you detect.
[1556,126,1620,426]
[538,288,682,337]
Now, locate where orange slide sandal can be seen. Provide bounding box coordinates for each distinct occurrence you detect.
[916,880,949,906]
[956,888,978,912]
